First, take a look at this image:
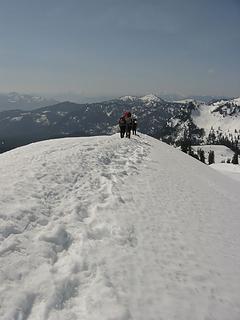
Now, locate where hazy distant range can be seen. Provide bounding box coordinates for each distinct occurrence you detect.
[0,92,231,112]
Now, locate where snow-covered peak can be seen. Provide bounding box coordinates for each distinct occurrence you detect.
[119,94,163,105]
[119,95,137,102]
[140,94,162,103]
[0,134,240,319]
[210,97,240,107]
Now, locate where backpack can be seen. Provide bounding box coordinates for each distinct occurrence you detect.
[119,117,126,125]
[125,116,132,125]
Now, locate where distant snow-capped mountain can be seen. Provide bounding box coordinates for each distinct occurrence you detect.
[119,94,163,105]
[0,92,58,111]
[119,95,137,102]
[161,98,240,145]
[139,94,163,104]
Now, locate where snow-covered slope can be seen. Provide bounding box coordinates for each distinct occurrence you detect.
[192,99,240,137]
[210,163,240,183]
[1,134,240,320]
[162,97,240,144]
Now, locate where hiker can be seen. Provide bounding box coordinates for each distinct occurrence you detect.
[125,112,132,138]
[132,117,137,135]
[118,116,126,138]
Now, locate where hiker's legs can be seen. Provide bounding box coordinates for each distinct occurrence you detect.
[120,127,125,138]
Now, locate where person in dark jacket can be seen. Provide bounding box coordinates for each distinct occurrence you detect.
[125,112,132,138]
[118,116,126,138]
[132,117,137,135]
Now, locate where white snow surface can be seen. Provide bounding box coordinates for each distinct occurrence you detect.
[210,163,240,183]
[233,97,240,106]
[0,134,240,320]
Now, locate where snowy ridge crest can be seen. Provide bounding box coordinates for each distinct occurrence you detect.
[139,94,162,103]
[0,134,240,319]
[119,94,163,104]
[119,95,137,102]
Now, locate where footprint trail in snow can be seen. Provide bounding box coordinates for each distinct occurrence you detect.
[0,133,240,320]
[0,135,149,320]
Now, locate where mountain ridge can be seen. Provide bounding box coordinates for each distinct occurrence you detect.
[0,95,239,153]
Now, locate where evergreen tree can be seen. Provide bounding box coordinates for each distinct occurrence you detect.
[198,149,205,163]
[208,150,215,165]
[180,140,189,153]
[189,148,199,160]
[232,152,239,165]
[180,127,192,154]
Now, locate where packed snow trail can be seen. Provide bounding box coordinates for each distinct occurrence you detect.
[0,134,240,320]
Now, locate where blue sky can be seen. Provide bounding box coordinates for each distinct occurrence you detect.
[0,0,239,99]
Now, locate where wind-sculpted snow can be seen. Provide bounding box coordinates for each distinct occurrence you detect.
[0,134,240,319]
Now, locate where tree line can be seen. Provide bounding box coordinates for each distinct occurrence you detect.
[180,136,239,165]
